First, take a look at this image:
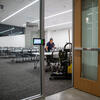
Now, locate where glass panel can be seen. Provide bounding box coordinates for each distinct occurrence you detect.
[81,0,98,80]
[0,0,41,100]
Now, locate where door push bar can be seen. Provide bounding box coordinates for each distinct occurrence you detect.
[74,48,100,51]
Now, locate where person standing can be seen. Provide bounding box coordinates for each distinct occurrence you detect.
[45,38,55,52]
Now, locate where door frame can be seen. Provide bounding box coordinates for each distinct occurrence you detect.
[40,0,45,98]
[72,0,74,87]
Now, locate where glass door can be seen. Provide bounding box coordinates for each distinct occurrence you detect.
[74,0,100,96]
[81,0,98,81]
[0,0,44,100]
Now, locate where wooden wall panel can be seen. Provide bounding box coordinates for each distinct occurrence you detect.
[74,0,81,47]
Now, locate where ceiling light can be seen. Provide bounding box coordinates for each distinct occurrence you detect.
[88,13,93,16]
[46,22,72,29]
[1,0,39,22]
[32,19,39,23]
[0,27,15,34]
[31,9,72,23]
[45,9,72,20]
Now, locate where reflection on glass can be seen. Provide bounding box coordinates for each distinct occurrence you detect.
[0,0,41,100]
[81,0,98,80]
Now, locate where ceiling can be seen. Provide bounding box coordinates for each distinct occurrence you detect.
[0,0,72,30]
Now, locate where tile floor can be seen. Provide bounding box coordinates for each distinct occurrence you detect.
[38,88,100,100]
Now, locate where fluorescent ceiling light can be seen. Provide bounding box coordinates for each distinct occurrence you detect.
[32,9,72,23]
[88,13,93,15]
[1,0,39,22]
[0,27,15,34]
[32,19,39,23]
[45,9,72,20]
[46,22,72,29]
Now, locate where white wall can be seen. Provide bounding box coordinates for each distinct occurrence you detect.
[0,28,72,48]
[0,35,25,47]
[45,28,72,48]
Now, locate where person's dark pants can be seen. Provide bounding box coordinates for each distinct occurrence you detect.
[46,55,52,66]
